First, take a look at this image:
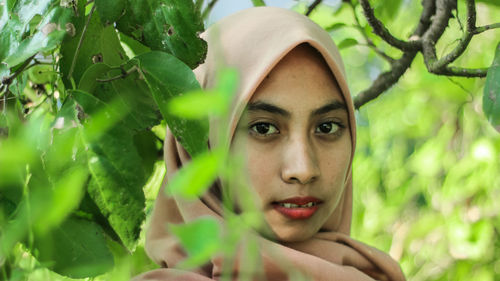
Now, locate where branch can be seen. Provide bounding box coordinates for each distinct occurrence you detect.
[411,0,435,37]
[421,0,486,77]
[306,0,322,16]
[354,51,418,109]
[96,66,139,82]
[421,0,456,75]
[348,2,396,64]
[353,0,435,108]
[431,66,487,77]
[432,0,475,70]
[1,54,36,94]
[474,22,500,34]
[358,0,419,51]
[67,4,95,81]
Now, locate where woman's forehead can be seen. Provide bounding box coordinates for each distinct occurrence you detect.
[246,44,345,114]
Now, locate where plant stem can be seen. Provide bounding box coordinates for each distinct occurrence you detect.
[96,66,139,82]
[67,4,96,83]
[305,0,322,16]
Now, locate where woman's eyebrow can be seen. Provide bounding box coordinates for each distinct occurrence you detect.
[311,100,347,116]
[246,101,291,118]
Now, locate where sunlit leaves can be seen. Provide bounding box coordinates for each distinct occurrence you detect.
[2,4,73,68]
[338,38,359,50]
[167,68,238,119]
[116,0,206,69]
[95,0,127,25]
[169,218,221,268]
[73,91,146,251]
[34,217,114,278]
[483,42,500,133]
[166,149,223,200]
[136,51,208,157]
[59,2,128,88]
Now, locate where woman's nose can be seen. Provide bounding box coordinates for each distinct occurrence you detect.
[281,137,320,185]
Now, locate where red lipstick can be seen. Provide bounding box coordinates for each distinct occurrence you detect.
[273,197,321,219]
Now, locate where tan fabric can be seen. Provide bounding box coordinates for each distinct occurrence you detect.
[135,6,405,281]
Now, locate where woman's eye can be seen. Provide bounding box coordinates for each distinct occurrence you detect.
[315,122,340,134]
[250,122,279,136]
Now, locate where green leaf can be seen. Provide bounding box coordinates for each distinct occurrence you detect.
[169,217,221,268]
[326,22,347,31]
[118,31,151,58]
[95,0,127,24]
[483,42,500,133]
[3,6,73,67]
[167,68,239,119]
[338,38,358,49]
[78,63,160,132]
[34,217,114,278]
[136,51,208,156]
[73,91,146,250]
[166,149,222,200]
[167,90,226,119]
[251,0,266,6]
[27,64,57,84]
[116,0,207,69]
[59,1,127,88]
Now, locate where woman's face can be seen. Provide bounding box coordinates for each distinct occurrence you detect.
[232,45,352,242]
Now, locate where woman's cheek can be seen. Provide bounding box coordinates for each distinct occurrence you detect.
[245,141,279,199]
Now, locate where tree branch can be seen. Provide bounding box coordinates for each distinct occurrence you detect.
[474,22,500,34]
[358,0,419,51]
[348,2,396,64]
[421,0,456,75]
[353,0,436,108]
[432,0,475,70]
[421,0,486,77]
[354,51,418,109]
[96,66,139,82]
[306,0,322,16]
[1,54,36,95]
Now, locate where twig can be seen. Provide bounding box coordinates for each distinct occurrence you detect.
[474,22,500,34]
[358,0,419,51]
[421,0,486,77]
[96,66,138,82]
[67,4,96,81]
[354,51,418,109]
[1,54,36,94]
[202,0,218,20]
[432,0,475,70]
[433,66,487,77]
[348,2,396,64]
[421,0,455,75]
[306,0,322,16]
[354,0,435,108]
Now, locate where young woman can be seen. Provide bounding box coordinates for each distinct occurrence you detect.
[135,6,405,281]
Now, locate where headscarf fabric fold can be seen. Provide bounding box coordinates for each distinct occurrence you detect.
[135,7,405,281]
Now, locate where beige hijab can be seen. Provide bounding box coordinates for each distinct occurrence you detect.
[135,7,405,281]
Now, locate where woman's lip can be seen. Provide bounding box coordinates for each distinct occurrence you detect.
[273,204,319,220]
[275,196,322,205]
[272,197,322,219]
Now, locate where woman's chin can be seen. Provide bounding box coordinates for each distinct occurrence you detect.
[267,220,320,242]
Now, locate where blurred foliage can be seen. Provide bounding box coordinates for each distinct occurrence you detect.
[1,0,499,280]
